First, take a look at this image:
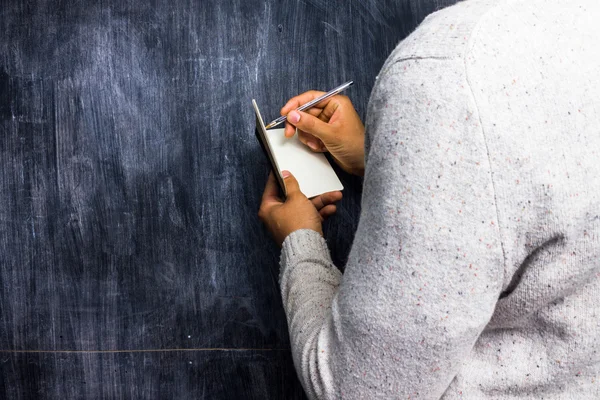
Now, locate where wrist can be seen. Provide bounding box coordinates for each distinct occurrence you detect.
[281,229,330,263]
[279,226,322,248]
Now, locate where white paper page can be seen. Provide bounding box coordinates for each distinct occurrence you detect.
[265,128,344,198]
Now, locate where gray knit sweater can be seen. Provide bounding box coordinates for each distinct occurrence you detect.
[279,0,600,398]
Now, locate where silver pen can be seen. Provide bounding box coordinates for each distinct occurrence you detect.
[264,80,354,129]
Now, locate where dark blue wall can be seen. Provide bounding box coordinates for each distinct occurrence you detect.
[0,1,459,398]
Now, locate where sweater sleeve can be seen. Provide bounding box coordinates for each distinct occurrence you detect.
[279,57,506,399]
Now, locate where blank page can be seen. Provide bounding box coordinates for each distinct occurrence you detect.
[265,128,343,198]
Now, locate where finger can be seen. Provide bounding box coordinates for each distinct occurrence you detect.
[280,90,328,116]
[311,195,325,210]
[306,108,322,117]
[284,93,347,121]
[315,138,326,151]
[261,172,281,204]
[320,96,344,121]
[323,190,343,204]
[317,112,330,122]
[284,122,296,138]
[321,191,343,208]
[296,130,310,145]
[297,131,326,152]
[319,204,337,219]
[311,191,343,211]
[284,108,324,138]
[287,110,334,141]
[281,170,302,199]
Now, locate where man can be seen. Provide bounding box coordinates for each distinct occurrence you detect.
[259,0,600,398]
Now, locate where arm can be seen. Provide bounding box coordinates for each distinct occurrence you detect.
[279,58,505,399]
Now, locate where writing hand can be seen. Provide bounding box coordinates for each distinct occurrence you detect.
[280,91,365,176]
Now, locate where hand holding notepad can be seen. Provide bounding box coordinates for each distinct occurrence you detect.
[253,100,344,199]
[255,84,366,245]
[253,82,366,198]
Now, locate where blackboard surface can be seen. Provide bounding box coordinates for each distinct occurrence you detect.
[0,0,459,398]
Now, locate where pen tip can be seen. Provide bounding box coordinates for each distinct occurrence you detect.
[265,123,272,129]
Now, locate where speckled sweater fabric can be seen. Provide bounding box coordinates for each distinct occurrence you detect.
[279,1,600,399]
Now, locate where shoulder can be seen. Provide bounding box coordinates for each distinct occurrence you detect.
[364,0,500,160]
[381,0,500,70]
[367,0,501,142]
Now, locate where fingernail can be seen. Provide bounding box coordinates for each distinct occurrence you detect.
[307,141,318,150]
[288,111,300,124]
[282,170,291,178]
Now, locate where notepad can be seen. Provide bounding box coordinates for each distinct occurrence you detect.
[252,100,344,199]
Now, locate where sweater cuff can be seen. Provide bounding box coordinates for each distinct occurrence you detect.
[280,229,334,272]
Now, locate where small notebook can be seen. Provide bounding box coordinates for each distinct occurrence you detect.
[252,100,343,199]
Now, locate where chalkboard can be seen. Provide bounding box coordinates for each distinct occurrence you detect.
[0,0,459,398]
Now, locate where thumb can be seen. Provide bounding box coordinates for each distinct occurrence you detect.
[287,110,333,141]
[281,170,302,198]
